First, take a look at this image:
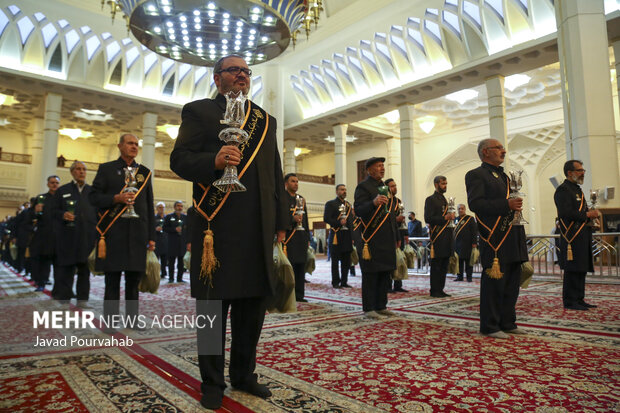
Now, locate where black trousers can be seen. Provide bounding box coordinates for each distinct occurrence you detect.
[32,255,54,288]
[156,253,167,276]
[168,254,184,281]
[361,271,390,312]
[103,271,141,319]
[430,257,449,295]
[457,258,473,281]
[198,297,266,396]
[479,262,521,334]
[391,280,402,290]
[563,271,586,307]
[55,262,90,301]
[331,251,351,287]
[291,262,306,300]
[16,246,26,272]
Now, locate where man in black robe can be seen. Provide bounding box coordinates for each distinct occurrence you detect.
[164,200,187,283]
[90,133,155,331]
[454,204,478,282]
[51,161,96,305]
[554,160,599,310]
[354,157,398,318]
[465,138,528,339]
[283,173,310,301]
[324,184,354,289]
[31,176,60,292]
[154,202,168,280]
[424,176,455,297]
[170,55,288,410]
[386,179,408,293]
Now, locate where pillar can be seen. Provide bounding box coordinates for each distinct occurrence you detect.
[261,63,284,157]
[283,139,296,174]
[485,76,509,169]
[555,0,620,206]
[386,137,401,186]
[333,123,347,186]
[398,104,415,214]
[612,39,620,122]
[141,112,157,171]
[40,93,62,194]
[28,118,44,196]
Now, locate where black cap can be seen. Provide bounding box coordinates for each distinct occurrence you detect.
[365,157,385,169]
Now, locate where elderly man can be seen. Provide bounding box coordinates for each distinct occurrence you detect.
[90,133,156,332]
[170,54,288,410]
[354,157,398,318]
[554,160,600,310]
[324,184,355,289]
[52,161,96,305]
[465,138,528,339]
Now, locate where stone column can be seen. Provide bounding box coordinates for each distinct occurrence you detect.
[40,93,62,194]
[333,123,347,186]
[141,112,157,171]
[261,63,284,158]
[485,76,509,169]
[612,39,620,117]
[386,137,401,185]
[398,104,415,213]
[283,139,296,174]
[28,118,44,196]
[555,0,619,206]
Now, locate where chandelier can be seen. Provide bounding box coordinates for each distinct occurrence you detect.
[101,0,324,66]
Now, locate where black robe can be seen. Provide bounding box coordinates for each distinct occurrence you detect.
[554,180,594,273]
[353,176,397,273]
[163,212,187,257]
[424,191,454,258]
[324,197,354,254]
[29,193,56,258]
[170,94,288,300]
[89,158,155,272]
[284,192,309,264]
[454,214,478,260]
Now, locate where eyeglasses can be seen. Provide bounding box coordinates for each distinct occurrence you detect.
[217,66,252,76]
[573,168,586,173]
[486,145,505,151]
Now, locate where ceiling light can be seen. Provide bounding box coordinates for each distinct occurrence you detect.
[59,128,93,140]
[504,74,531,91]
[74,109,114,122]
[103,0,321,66]
[157,124,180,139]
[416,116,437,134]
[446,89,479,105]
[382,110,399,124]
[294,148,302,156]
[324,135,357,143]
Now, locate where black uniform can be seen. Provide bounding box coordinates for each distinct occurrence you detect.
[89,158,155,320]
[170,94,288,401]
[163,212,187,282]
[353,176,397,312]
[284,192,309,300]
[389,197,408,291]
[424,191,454,296]
[454,214,478,282]
[465,162,528,334]
[30,193,57,290]
[51,181,97,301]
[324,197,354,288]
[554,180,594,308]
[154,213,168,278]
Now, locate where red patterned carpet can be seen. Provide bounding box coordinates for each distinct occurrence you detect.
[1,258,619,412]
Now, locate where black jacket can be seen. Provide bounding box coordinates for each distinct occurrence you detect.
[52,182,97,266]
[465,162,528,267]
[284,192,309,264]
[30,192,56,258]
[170,94,288,299]
[554,180,593,273]
[163,212,187,257]
[454,214,478,260]
[353,176,397,272]
[424,191,454,258]
[324,197,354,254]
[154,214,168,256]
[89,158,155,272]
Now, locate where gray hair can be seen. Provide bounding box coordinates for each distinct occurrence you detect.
[477,139,495,160]
[69,160,86,172]
[119,133,137,144]
[156,202,165,208]
[214,54,244,74]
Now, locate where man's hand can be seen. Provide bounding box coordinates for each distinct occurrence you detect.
[586,210,600,219]
[396,215,405,223]
[113,192,135,205]
[276,230,285,243]
[293,214,302,223]
[34,204,43,213]
[339,218,347,226]
[148,240,155,251]
[187,243,191,252]
[396,240,401,249]
[472,243,477,248]
[155,226,162,232]
[176,226,182,233]
[215,146,241,170]
[445,213,455,221]
[373,195,388,207]
[508,197,523,211]
[63,212,75,221]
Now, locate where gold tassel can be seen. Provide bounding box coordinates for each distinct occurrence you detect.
[97,236,106,259]
[25,247,30,258]
[283,244,288,257]
[486,257,503,279]
[567,244,573,261]
[362,242,371,260]
[200,228,219,287]
[430,244,435,259]
[333,232,338,245]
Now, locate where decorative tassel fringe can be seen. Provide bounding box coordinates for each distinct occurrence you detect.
[486,257,503,279]
[200,229,219,287]
[283,244,288,257]
[566,244,573,261]
[333,232,338,245]
[97,236,106,259]
[362,242,371,260]
[25,247,30,258]
[430,244,435,259]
